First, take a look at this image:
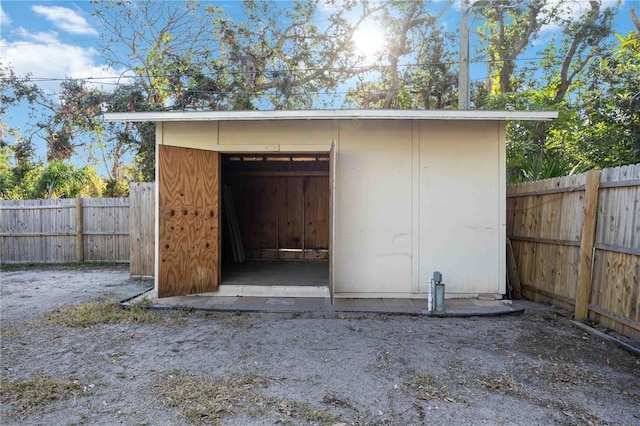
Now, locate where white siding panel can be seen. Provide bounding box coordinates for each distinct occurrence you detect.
[219,120,337,145]
[162,121,218,149]
[419,120,503,296]
[334,120,413,294]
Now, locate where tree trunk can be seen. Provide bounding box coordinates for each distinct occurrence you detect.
[630,8,640,31]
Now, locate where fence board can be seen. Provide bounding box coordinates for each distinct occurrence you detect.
[508,163,640,342]
[130,183,155,277]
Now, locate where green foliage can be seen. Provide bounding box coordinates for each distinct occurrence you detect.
[44,298,160,327]
[2,0,638,190]
[0,375,92,414]
[477,1,549,95]
[507,151,587,184]
[0,147,105,200]
[571,30,640,167]
[33,161,103,199]
[478,1,635,181]
[0,144,41,200]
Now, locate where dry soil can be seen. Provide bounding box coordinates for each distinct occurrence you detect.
[1,265,639,425]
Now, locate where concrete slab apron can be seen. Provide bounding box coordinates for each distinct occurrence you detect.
[125,291,525,317]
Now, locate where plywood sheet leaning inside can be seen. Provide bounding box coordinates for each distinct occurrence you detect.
[221,184,245,263]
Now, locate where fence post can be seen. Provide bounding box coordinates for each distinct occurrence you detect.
[76,194,84,262]
[574,169,600,320]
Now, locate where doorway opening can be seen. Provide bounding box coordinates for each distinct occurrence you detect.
[220,153,330,294]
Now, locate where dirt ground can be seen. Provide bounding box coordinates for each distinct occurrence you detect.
[1,265,639,426]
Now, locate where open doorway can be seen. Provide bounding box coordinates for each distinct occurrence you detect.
[220,153,330,292]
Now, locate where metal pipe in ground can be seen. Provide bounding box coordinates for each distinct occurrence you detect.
[435,282,445,312]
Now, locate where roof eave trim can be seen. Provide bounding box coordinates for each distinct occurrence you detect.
[103,109,559,122]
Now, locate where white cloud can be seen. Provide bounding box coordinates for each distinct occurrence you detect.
[31,5,98,36]
[1,30,128,93]
[540,0,621,34]
[1,5,11,26]
[14,27,59,44]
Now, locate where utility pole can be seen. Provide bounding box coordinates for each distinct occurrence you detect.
[458,0,512,110]
[458,0,471,110]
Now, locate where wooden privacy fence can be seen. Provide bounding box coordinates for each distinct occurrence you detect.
[507,163,640,341]
[1,195,129,263]
[0,184,156,277]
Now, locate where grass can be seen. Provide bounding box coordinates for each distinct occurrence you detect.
[0,375,93,414]
[278,401,341,424]
[44,297,160,327]
[0,325,16,338]
[474,370,606,425]
[155,371,274,424]
[474,371,521,393]
[404,372,453,402]
[155,371,342,425]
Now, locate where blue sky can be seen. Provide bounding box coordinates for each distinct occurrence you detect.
[1,0,638,167]
[2,0,637,91]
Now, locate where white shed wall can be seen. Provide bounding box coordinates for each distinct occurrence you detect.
[158,118,505,298]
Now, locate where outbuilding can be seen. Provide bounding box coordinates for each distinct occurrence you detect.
[105,109,557,301]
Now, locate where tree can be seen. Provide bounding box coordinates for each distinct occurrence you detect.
[37,78,149,190]
[0,145,39,200]
[93,0,373,111]
[570,29,640,167]
[90,0,381,181]
[0,67,47,199]
[0,67,43,162]
[345,0,456,109]
[92,0,213,109]
[476,0,550,96]
[0,65,145,189]
[473,0,620,182]
[476,0,616,103]
[35,160,102,199]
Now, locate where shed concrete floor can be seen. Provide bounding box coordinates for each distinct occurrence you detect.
[221,260,329,287]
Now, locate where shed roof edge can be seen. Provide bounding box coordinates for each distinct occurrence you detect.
[103,109,558,122]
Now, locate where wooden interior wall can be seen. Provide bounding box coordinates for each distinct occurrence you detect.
[225,172,329,261]
[278,177,304,250]
[159,145,220,297]
[304,177,330,251]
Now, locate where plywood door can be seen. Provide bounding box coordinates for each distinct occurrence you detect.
[158,145,220,297]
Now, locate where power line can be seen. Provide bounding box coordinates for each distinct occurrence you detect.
[1,55,565,84]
